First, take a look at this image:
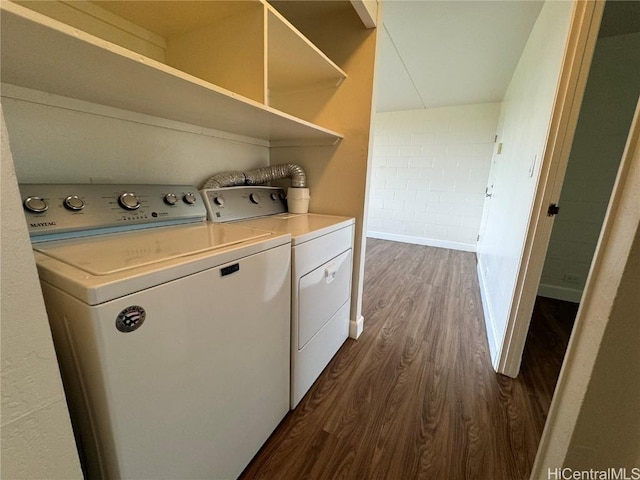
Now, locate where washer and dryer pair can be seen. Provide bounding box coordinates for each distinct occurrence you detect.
[201,186,355,409]
[21,182,354,479]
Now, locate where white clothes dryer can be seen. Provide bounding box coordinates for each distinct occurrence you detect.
[20,184,291,480]
[202,186,355,408]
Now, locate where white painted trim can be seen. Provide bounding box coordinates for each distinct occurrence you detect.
[537,283,582,303]
[367,231,476,252]
[1,83,271,147]
[349,315,364,339]
[476,257,500,370]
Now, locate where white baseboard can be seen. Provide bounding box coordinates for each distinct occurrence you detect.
[349,315,364,339]
[366,231,476,252]
[538,283,583,303]
[476,257,500,369]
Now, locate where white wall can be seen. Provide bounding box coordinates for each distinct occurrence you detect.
[476,1,574,365]
[539,32,640,302]
[1,107,83,479]
[1,87,269,185]
[368,103,500,251]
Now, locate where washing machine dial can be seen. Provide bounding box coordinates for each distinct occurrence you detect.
[24,196,49,213]
[214,196,224,207]
[164,193,178,206]
[249,193,261,204]
[64,195,85,211]
[183,192,197,205]
[270,193,278,201]
[118,192,140,210]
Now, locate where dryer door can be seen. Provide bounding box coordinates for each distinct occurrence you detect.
[297,249,352,350]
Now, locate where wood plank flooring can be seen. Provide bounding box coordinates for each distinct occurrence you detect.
[239,239,576,480]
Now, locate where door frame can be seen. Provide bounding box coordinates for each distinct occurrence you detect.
[531,93,640,479]
[496,0,605,377]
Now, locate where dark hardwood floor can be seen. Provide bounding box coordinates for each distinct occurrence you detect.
[240,239,577,480]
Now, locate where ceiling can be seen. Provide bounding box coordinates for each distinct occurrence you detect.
[375,1,544,112]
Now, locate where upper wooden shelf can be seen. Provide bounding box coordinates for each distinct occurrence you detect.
[89,1,347,95]
[0,2,344,147]
[266,4,346,95]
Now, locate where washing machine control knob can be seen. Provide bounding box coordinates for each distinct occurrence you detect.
[249,193,261,204]
[24,196,49,213]
[214,196,224,206]
[118,192,140,210]
[164,193,178,205]
[183,192,197,205]
[64,195,85,211]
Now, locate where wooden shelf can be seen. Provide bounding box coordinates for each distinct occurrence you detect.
[266,4,347,96]
[0,2,343,147]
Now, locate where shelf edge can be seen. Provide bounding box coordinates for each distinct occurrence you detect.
[1,2,344,145]
[1,83,272,148]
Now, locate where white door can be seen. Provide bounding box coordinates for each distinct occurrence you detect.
[476,1,602,377]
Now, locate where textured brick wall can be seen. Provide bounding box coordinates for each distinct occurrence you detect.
[368,103,500,251]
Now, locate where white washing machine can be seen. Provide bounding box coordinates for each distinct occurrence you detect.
[20,184,291,480]
[201,186,355,408]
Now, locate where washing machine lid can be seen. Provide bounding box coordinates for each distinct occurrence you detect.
[34,223,271,275]
[236,213,354,245]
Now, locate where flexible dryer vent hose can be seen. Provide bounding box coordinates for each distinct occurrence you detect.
[201,164,307,189]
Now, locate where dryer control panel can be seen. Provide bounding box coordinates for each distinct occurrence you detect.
[201,186,287,223]
[20,184,206,242]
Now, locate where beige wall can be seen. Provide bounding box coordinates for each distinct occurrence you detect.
[540,32,640,302]
[1,107,82,479]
